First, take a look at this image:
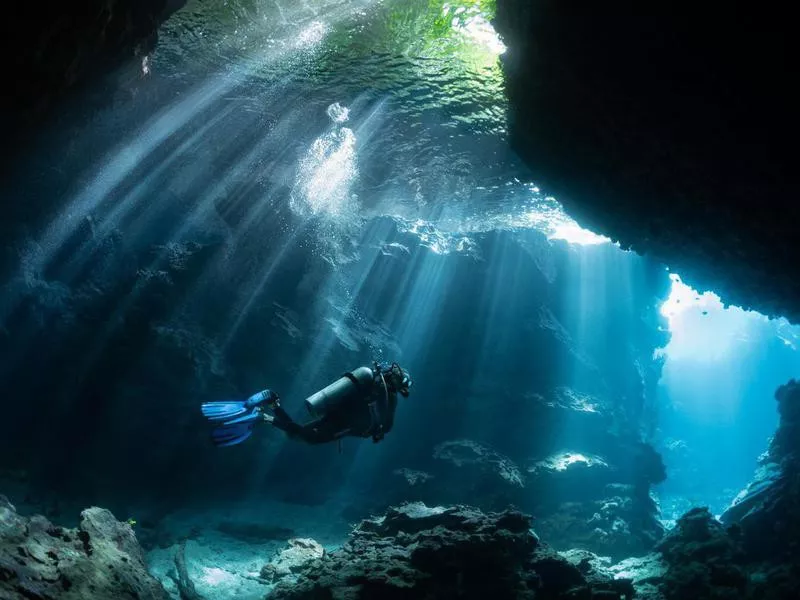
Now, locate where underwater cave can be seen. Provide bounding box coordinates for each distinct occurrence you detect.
[1,1,798,599]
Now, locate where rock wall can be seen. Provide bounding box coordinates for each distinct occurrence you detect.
[0,496,168,599]
[493,1,800,323]
[0,0,185,157]
[603,381,800,599]
[721,380,800,561]
[608,505,800,600]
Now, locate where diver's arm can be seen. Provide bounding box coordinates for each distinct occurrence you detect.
[367,366,392,442]
[383,393,397,433]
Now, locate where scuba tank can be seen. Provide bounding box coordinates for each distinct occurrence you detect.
[304,366,376,418]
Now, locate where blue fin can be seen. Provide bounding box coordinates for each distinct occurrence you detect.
[222,409,262,426]
[201,401,247,422]
[211,421,256,447]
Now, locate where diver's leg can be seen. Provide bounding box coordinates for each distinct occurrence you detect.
[295,422,340,445]
[269,406,339,445]
[268,405,305,438]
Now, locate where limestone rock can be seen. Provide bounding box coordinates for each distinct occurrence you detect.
[529,452,613,488]
[608,554,668,600]
[648,501,800,599]
[260,538,324,584]
[0,500,168,599]
[2,0,187,145]
[559,549,636,599]
[269,502,630,600]
[433,439,525,487]
[656,507,747,600]
[532,484,664,560]
[722,380,800,560]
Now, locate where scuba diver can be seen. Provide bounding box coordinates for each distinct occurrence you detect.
[200,362,412,447]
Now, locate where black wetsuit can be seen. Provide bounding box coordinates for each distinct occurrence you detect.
[271,370,397,445]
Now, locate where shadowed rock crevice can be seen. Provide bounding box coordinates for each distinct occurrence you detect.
[493,1,799,323]
[722,380,800,563]
[0,0,187,158]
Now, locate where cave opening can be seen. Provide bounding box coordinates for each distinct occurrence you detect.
[653,274,799,523]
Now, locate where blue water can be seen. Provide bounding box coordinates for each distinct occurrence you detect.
[654,275,800,521]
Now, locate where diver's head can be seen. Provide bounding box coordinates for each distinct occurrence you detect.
[388,362,412,397]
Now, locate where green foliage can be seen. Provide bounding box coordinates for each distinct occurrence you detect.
[383,0,503,64]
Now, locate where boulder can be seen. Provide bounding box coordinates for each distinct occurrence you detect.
[656,507,747,600]
[0,497,168,599]
[607,554,668,600]
[260,538,325,584]
[269,501,632,600]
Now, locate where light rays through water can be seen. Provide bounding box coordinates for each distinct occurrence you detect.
[12,0,610,361]
[0,0,657,511]
[654,274,800,518]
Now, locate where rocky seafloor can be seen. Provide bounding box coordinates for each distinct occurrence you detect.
[3,474,800,600]
[1,498,642,600]
[5,379,800,599]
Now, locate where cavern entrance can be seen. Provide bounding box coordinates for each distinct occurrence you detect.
[1,1,797,599]
[654,274,798,522]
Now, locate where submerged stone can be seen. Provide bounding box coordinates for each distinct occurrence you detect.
[260,538,325,584]
[433,439,525,487]
[268,502,630,600]
[0,501,168,599]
